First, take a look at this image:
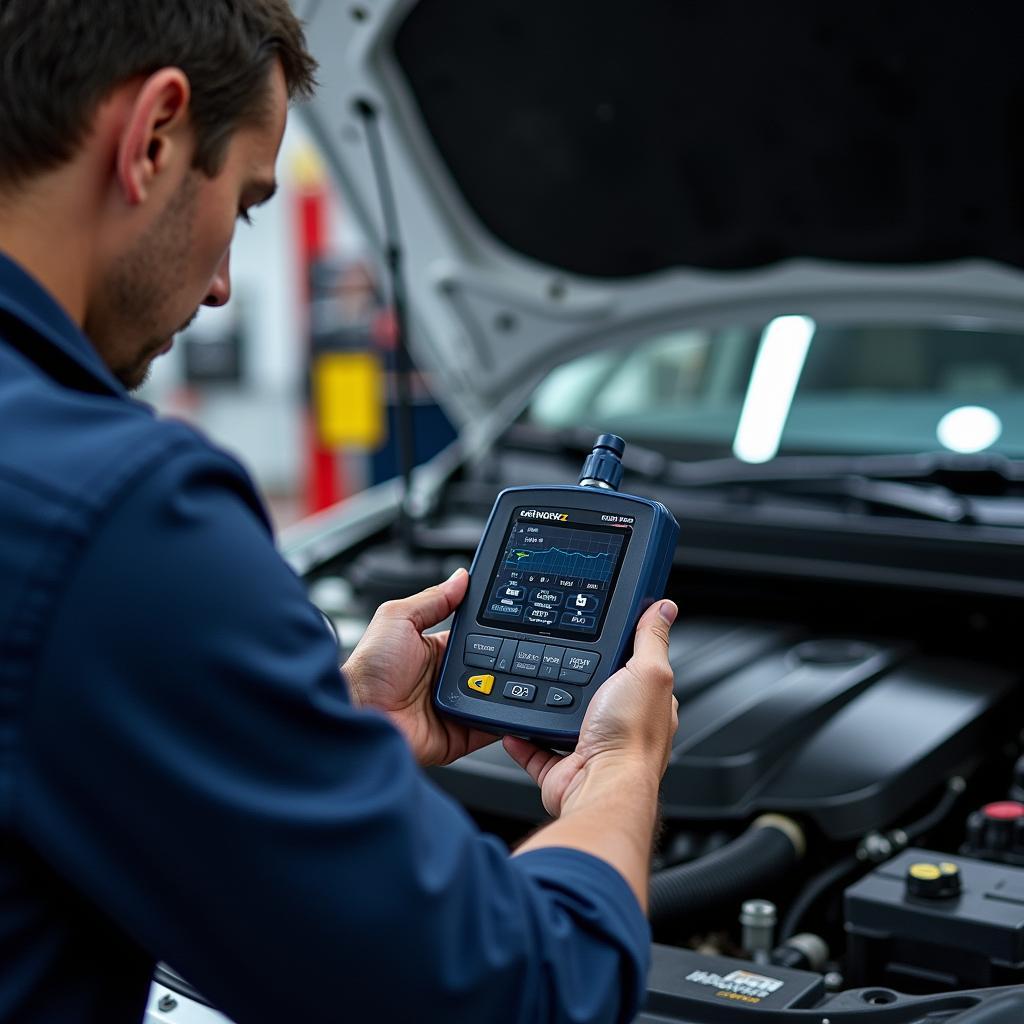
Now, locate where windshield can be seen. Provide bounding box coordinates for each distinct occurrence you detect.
[526,319,1024,462]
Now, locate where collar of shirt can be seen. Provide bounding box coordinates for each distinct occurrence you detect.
[0,250,127,398]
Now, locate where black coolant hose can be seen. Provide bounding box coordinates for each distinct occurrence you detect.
[777,775,965,941]
[649,815,805,927]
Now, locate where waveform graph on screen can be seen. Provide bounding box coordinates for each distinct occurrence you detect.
[504,524,624,583]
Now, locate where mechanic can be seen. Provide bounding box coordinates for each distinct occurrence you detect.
[0,3,679,1022]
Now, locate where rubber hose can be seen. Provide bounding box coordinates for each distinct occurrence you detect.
[778,777,964,941]
[778,853,859,942]
[649,817,803,926]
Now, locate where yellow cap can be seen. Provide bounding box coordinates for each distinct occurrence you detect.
[909,862,942,881]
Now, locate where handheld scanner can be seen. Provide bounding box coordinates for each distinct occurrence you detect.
[434,435,679,747]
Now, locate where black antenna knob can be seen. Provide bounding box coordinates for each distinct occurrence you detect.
[579,434,626,491]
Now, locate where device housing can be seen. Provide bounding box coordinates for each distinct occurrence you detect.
[434,484,678,745]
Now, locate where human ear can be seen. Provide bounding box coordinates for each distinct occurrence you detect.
[115,68,192,207]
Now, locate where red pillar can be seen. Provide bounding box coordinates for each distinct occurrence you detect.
[295,156,347,514]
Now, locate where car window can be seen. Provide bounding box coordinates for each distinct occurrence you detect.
[526,321,1024,460]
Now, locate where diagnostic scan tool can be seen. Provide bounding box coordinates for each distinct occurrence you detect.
[434,435,679,746]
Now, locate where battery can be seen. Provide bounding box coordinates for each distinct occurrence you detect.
[644,945,825,1015]
[845,847,1024,992]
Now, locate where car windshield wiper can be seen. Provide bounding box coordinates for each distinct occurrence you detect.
[664,450,1024,488]
[665,452,1024,526]
[504,426,1024,526]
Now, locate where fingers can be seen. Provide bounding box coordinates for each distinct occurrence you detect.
[628,600,677,681]
[503,736,562,787]
[461,728,500,757]
[378,568,469,633]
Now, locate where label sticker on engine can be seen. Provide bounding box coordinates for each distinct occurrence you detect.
[685,969,784,1004]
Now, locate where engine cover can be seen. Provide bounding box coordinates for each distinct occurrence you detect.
[431,618,1017,839]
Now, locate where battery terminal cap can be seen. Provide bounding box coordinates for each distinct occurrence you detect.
[965,801,1024,856]
[906,860,961,900]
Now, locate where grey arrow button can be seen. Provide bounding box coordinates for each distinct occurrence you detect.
[545,687,574,708]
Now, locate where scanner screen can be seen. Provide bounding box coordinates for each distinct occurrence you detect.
[478,506,632,640]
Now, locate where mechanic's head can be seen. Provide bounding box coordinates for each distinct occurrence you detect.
[0,1,317,389]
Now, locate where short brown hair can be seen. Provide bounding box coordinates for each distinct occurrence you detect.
[0,0,318,187]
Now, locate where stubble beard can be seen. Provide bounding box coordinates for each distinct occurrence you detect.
[90,173,201,391]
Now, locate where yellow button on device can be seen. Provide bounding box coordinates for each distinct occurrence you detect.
[467,674,495,695]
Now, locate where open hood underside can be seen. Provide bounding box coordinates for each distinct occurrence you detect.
[298,0,1024,425]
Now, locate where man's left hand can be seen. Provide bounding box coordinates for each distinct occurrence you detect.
[343,568,498,766]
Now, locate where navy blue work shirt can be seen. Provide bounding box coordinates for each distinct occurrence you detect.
[0,252,650,1023]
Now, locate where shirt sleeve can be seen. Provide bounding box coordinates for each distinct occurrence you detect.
[16,445,650,1024]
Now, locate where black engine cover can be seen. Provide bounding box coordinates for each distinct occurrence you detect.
[432,619,1017,839]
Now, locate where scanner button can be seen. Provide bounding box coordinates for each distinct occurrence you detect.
[465,653,497,670]
[488,602,524,620]
[467,674,495,695]
[539,645,565,680]
[546,687,574,708]
[562,650,600,677]
[525,607,558,627]
[511,641,544,677]
[558,669,591,685]
[466,635,501,659]
[503,681,536,702]
[559,612,596,630]
[568,593,600,613]
[495,638,519,673]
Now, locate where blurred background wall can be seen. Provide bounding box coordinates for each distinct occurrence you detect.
[139,116,454,531]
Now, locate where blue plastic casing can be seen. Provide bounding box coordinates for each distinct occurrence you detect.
[433,484,679,746]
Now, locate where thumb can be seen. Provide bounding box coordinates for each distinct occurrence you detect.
[629,599,677,672]
[380,568,469,633]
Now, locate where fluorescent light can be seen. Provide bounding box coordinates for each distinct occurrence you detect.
[936,405,1002,454]
[733,316,816,464]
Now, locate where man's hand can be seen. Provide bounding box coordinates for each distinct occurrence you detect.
[504,599,679,819]
[343,569,498,766]
[503,600,678,912]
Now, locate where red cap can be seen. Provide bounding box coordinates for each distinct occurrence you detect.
[983,801,1024,820]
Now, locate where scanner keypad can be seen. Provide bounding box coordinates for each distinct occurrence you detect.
[462,635,600,707]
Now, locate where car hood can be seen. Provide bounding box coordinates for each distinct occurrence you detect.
[296,0,1024,429]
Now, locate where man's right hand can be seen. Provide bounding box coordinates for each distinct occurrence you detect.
[503,599,679,819]
[503,600,677,913]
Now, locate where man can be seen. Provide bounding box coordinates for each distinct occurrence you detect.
[0,3,679,1022]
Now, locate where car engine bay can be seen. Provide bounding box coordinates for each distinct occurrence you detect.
[295,433,1024,1022]
[272,5,1024,1015]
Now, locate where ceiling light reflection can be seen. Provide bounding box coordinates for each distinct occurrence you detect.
[936,405,1002,454]
[732,316,816,464]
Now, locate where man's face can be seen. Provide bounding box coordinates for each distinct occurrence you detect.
[87,64,288,390]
